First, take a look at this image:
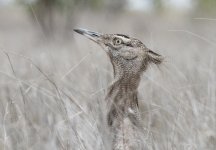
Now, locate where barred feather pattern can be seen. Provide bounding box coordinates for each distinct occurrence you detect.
[105,73,146,150]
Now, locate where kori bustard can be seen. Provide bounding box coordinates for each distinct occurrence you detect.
[74,28,163,150]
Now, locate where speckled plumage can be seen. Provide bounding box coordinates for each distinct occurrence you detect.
[74,29,163,150]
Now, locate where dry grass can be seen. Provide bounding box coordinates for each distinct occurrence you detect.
[0,6,216,150]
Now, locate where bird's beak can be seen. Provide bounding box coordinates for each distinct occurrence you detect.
[74,28,102,44]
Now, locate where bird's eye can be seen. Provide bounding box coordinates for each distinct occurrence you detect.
[113,38,122,45]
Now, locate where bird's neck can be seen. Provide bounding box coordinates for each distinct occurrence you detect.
[111,64,142,92]
[106,72,141,103]
[106,68,143,149]
[115,75,140,91]
[110,60,143,91]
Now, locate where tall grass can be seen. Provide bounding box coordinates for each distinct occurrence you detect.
[0,8,215,150]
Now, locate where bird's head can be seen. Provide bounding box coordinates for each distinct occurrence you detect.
[74,28,163,77]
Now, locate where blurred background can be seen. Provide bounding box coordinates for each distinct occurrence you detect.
[0,0,216,150]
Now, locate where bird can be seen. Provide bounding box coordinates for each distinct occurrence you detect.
[74,28,163,150]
